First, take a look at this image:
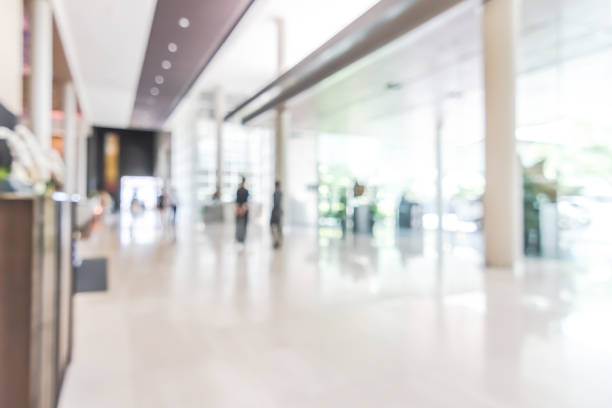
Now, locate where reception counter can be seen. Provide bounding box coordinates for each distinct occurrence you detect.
[0,194,76,408]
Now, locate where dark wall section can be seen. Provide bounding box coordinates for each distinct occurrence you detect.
[87,127,156,208]
[118,130,155,177]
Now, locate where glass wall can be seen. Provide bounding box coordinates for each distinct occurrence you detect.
[170,107,198,224]
[314,97,485,256]
[438,90,485,257]
[222,123,273,205]
[171,107,273,226]
[314,119,427,240]
[293,3,486,258]
[517,0,612,262]
[309,0,612,264]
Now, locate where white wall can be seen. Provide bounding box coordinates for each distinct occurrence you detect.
[155,131,172,183]
[0,0,23,114]
[170,102,274,226]
[170,106,198,224]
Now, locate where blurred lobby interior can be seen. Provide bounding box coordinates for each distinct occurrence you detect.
[1,0,612,407]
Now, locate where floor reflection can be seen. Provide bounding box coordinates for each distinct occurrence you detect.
[119,209,175,245]
[60,219,612,408]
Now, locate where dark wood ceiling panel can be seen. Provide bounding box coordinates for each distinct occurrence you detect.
[130,0,255,129]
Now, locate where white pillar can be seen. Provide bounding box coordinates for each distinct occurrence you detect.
[77,120,89,198]
[435,111,444,257]
[189,108,199,220]
[30,0,53,148]
[274,108,287,185]
[214,87,225,196]
[63,82,77,194]
[274,18,288,210]
[275,17,286,76]
[483,0,518,268]
[0,0,23,115]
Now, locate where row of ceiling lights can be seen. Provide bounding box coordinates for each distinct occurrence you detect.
[149,17,190,98]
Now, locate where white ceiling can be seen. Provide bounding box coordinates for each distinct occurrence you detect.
[52,0,157,128]
[53,0,612,133]
[205,0,382,95]
[167,0,381,126]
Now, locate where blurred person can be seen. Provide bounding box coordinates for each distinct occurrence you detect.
[99,190,114,215]
[130,192,143,218]
[169,187,178,226]
[270,180,283,249]
[235,177,249,243]
[128,192,143,239]
[157,187,168,226]
[340,188,348,238]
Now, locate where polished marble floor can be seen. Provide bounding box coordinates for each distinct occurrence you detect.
[59,215,612,407]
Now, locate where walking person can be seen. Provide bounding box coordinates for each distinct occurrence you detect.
[130,192,144,218]
[129,191,143,239]
[168,187,178,227]
[235,177,249,243]
[270,181,283,249]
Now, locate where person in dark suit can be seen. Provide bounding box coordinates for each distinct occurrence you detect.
[270,181,283,249]
[235,177,249,243]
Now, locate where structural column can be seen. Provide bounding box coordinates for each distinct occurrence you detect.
[214,87,225,196]
[63,82,77,194]
[435,111,444,257]
[274,17,288,209]
[274,107,288,185]
[77,120,89,198]
[482,0,518,268]
[29,0,53,148]
[0,0,23,115]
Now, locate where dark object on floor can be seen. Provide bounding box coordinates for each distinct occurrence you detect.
[75,258,108,293]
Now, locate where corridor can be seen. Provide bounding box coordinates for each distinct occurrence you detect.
[4,1,612,407]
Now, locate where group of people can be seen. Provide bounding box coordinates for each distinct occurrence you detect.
[126,178,279,246]
[128,187,177,227]
[234,177,283,249]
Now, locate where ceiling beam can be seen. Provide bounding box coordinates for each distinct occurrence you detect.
[225,0,469,124]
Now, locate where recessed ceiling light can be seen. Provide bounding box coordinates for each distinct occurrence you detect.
[161,60,172,70]
[150,87,160,96]
[155,75,164,85]
[168,42,178,53]
[178,17,190,28]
